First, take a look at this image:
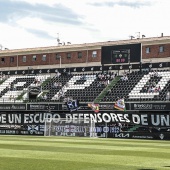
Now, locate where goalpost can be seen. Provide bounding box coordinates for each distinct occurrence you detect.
[44,118,97,137]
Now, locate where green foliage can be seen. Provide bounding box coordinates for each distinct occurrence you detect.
[0,136,169,170]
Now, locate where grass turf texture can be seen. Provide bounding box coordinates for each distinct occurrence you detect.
[0,136,170,170]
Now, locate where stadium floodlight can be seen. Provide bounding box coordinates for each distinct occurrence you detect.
[44,118,97,138]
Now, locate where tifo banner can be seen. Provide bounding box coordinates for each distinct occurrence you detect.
[0,112,170,126]
[0,112,169,138]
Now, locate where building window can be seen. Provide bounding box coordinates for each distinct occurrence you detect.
[159,46,164,53]
[10,57,14,63]
[1,58,5,63]
[92,51,97,57]
[23,56,26,62]
[146,47,150,53]
[56,53,61,60]
[67,53,71,59]
[78,52,82,58]
[32,55,36,61]
[42,54,46,61]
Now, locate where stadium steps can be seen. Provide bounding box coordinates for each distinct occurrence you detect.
[94,76,121,103]
[41,77,51,87]
[0,79,6,85]
[0,87,8,97]
[16,91,26,101]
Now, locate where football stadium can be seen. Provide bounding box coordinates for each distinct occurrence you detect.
[0,35,170,170]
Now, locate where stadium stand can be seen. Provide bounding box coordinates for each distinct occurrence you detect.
[0,75,50,103]
[0,65,169,139]
[41,72,105,102]
[0,37,170,139]
[0,69,169,103]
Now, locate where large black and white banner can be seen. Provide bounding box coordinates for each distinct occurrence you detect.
[0,111,169,139]
[0,112,170,125]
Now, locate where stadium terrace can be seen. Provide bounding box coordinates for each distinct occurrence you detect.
[0,35,169,140]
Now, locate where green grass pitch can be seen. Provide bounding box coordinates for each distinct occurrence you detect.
[0,135,170,170]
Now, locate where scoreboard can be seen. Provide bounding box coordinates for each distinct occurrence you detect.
[112,49,130,64]
[101,43,141,64]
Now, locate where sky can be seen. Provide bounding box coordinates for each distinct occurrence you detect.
[0,0,170,50]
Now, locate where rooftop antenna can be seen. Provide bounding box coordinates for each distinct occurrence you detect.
[57,33,60,46]
[129,35,135,40]
[136,32,140,39]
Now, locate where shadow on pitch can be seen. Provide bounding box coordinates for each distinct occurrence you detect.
[138,169,156,170]
[138,166,170,170]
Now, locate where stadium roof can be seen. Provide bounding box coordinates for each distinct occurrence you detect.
[1,35,170,56]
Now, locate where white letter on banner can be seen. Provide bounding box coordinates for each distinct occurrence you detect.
[8,114,14,123]
[151,115,160,126]
[84,114,89,123]
[102,113,111,123]
[29,114,34,123]
[45,113,52,119]
[124,114,130,123]
[53,114,60,123]
[34,114,40,123]
[141,114,148,125]
[132,114,140,124]
[90,114,97,123]
[117,114,125,122]
[110,113,119,122]
[24,114,29,123]
[39,113,45,123]
[15,114,21,123]
[97,113,102,123]
[78,114,84,123]
[0,114,6,123]
[66,114,72,123]
[73,114,78,123]
[160,115,169,126]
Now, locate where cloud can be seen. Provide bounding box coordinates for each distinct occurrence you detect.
[0,0,86,40]
[88,0,152,8]
[25,28,54,39]
[0,0,83,25]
